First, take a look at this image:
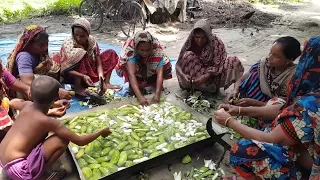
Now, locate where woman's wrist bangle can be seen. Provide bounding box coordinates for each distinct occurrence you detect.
[225,117,233,127]
[238,107,241,117]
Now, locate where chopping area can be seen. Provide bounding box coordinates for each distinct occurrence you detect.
[1,0,320,179]
[50,85,234,180]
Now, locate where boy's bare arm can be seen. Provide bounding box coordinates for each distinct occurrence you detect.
[43,117,112,146]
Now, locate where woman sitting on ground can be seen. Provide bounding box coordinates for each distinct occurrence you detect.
[229,36,301,107]
[214,36,320,180]
[176,19,244,94]
[60,18,120,96]
[116,31,172,105]
[6,25,73,100]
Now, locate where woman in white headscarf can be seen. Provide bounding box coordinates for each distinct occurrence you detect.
[60,18,120,96]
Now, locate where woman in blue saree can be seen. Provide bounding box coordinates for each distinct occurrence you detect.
[214,36,320,179]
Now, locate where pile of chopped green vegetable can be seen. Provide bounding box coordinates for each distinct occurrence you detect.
[227,116,258,140]
[79,89,118,108]
[183,92,212,114]
[63,101,210,180]
[174,159,226,180]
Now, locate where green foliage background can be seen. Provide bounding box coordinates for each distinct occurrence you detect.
[0,0,307,23]
[0,0,81,23]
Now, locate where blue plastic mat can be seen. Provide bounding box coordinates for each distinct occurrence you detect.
[0,33,177,113]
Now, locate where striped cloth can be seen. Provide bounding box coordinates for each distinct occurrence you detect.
[239,63,270,102]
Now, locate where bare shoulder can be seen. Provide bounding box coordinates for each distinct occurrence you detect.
[40,116,61,130]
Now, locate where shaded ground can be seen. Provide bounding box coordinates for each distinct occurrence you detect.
[197,0,279,28]
[1,0,320,179]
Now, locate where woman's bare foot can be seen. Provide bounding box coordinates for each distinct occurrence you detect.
[106,84,121,89]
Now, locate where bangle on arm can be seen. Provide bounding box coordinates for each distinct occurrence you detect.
[237,107,241,117]
[225,117,233,127]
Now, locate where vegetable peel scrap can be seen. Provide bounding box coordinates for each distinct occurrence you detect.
[182,155,192,164]
[173,171,182,180]
[174,158,226,179]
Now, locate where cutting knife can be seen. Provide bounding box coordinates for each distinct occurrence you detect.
[190,76,195,95]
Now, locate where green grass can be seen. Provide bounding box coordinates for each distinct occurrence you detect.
[0,0,81,23]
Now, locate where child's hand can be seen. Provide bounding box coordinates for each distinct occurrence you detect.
[48,106,67,117]
[100,128,112,137]
[53,99,71,109]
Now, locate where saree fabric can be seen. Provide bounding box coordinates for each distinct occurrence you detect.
[230,36,320,179]
[177,19,244,93]
[116,31,172,87]
[60,18,118,83]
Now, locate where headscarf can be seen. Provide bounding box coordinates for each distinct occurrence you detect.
[60,18,97,73]
[285,37,320,106]
[272,37,320,178]
[178,19,226,75]
[118,30,169,78]
[259,58,296,98]
[6,25,60,76]
[72,17,91,34]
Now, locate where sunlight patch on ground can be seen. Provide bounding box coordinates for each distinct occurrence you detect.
[311,16,320,20]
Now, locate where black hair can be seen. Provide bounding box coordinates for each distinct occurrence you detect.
[193,28,206,35]
[31,76,60,104]
[274,36,301,60]
[31,31,49,43]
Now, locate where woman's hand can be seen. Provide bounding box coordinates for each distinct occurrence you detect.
[213,108,233,127]
[59,89,73,100]
[227,88,240,102]
[53,99,71,109]
[138,97,149,106]
[98,76,106,96]
[235,98,266,107]
[151,95,160,104]
[48,106,67,117]
[194,74,211,86]
[83,75,94,87]
[182,74,191,83]
[26,88,32,100]
[218,104,241,116]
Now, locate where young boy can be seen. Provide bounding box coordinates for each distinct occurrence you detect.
[0,75,111,180]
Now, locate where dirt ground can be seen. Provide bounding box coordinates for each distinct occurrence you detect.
[1,0,320,179]
[1,0,319,70]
